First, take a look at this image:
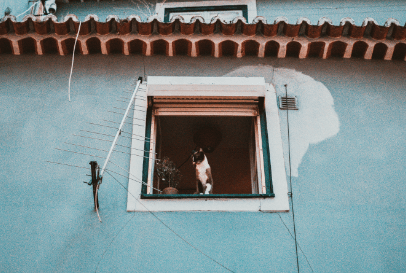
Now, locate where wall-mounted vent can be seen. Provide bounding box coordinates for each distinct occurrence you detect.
[278,96,298,110]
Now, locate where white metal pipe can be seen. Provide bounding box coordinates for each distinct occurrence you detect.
[99,78,142,178]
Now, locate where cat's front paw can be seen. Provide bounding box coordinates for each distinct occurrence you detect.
[204,184,212,194]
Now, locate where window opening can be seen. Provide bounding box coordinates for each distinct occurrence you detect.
[164,5,248,23]
[141,96,273,198]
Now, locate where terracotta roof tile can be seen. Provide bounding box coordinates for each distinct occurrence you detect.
[0,14,405,60]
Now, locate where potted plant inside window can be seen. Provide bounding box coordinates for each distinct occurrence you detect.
[155,157,182,194]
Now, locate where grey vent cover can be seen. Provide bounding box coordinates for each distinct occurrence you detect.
[279,96,298,110]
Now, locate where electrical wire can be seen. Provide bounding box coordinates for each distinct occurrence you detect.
[94,205,137,273]
[64,142,157,160]
[88,122,131,132]
[73,134,156,154]
[120,95,146,101]
[105,168,162,193]
[103,170,235,273]
[258,211,313,273]
[116,104,146,110]
[55,147,105,159]
[123,89,146,94]
[110,133,155,143]
[73,134,113,143]
[112,106,142,112]
[177,153,193,169]
[103,119,145,127]
[276,213,314,273]
[89,122,144,132]
[80,130,153,142]
[80,130,115,139]
[16,1,38,18]
[65,142,109,153]
[46,160,88,169]
[285,84,300,273]
[107,111,146,121]
[108,160,162,193]
[68,21,82,102]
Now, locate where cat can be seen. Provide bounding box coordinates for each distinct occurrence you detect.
[192,148,213,194]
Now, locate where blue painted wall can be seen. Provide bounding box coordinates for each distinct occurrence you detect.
[52,0,406,25]
[256,0,406,25]
[0,1,33,19]
[2,0,404,25]
[0,54,405,272]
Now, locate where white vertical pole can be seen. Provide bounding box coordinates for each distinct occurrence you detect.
[256,115,266,194]
[146,114,157,194]
[99,78,142,178]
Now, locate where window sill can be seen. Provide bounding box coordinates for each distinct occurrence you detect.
[141,193,275,199]
[129,196,287,212]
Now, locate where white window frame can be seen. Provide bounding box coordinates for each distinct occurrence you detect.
[127,77,289,212]
[155,0,257,23]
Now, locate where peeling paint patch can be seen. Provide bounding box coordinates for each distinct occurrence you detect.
[224,65,340,177]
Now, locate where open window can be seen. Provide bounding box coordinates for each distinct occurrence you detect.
[127,77,289,212]
[142,96,272,198]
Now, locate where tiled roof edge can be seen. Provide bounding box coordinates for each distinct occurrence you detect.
[1,14,405,26]
[0,14,405,60]
[1,13,405,39]
[1,29,405,61]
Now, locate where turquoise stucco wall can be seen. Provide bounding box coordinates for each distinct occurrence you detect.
[2,0,404,25]
[51,0,406,25]
[0,0,32,19]
[255,0,406,25]
[0,54,405,272]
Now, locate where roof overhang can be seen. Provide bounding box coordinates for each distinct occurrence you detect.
[0,14,405,61]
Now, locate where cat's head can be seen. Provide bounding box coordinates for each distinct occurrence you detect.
[192,148,205,164]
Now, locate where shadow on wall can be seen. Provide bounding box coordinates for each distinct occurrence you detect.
[224,65,340,177]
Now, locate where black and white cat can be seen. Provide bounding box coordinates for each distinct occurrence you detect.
[192,149,213,194]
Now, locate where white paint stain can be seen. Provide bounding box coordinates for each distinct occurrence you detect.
[224,65,340,177]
